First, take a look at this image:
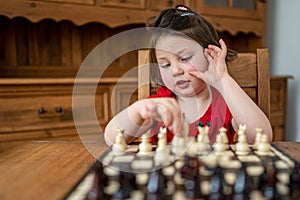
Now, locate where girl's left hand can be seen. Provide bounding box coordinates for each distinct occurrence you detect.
[189,39,229,89]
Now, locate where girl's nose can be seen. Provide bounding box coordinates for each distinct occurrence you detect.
[171,64,184,76]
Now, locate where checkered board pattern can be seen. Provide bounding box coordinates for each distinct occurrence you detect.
[65,144,300,200]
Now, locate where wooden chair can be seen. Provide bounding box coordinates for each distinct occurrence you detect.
[138,49,270,118]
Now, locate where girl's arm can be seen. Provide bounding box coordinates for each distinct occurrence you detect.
[189,39,273,143]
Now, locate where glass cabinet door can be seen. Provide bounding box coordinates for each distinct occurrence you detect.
[204,0,228,7]
[233,0,255,9]
[204,0,256,10]
[196,0,265,19]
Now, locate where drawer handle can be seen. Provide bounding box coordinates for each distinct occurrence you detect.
[37,107,65,118]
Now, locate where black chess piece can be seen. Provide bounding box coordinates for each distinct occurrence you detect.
[113,171,137,199]
[180,155,203,198]
[196,121,205,127]
[87,160,108,200]
[232,163,252,200]
[258,161,277,200]
[209,166,225,200]
[180,155,200,180]
[289,163,300,199]
[145,168,168,200]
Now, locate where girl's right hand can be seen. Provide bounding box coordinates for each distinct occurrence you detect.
[129,97,182,135]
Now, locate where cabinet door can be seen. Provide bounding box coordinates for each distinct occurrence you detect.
[194,0,265,19]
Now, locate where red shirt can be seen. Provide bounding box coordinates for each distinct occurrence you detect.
[148,86,235,143]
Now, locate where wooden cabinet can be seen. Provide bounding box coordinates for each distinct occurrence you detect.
[0,0,271,141]
[270,76,293,141]
[0,78,137,141]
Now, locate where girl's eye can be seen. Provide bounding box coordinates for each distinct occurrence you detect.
[181,56,192,62]
[159,63,171,68]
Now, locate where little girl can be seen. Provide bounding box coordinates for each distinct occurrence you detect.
[104,5,272,146]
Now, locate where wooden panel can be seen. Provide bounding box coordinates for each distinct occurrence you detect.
[270,76,293,141]
[34,0,95,5]
[100,0,146,9]
[150,0,190,11]
[227,53,257,87]
[270,77,290,113]
[111,82,138,114]
[138,50,150,99]
[205,15,264,37]
[0,17,140,78]
[257,49,270,117]
[14,17,29,66]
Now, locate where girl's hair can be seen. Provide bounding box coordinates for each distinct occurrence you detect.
[147,5,237,86]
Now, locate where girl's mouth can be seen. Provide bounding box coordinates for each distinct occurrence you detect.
[176,80,190,89]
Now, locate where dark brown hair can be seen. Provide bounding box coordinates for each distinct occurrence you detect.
[147,5,237,85]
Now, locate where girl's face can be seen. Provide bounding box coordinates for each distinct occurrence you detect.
[155,35,208,97]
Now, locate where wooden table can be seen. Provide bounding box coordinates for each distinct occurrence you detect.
[0,140,299,200]
[0,136,108,200]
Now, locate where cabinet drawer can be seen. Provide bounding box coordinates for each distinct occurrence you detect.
[0,84,110,134]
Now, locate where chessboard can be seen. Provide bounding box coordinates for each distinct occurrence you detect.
[65,125,300,200]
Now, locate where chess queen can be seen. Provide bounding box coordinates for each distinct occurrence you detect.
[104,5,273,146]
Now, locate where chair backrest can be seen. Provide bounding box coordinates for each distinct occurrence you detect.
[138,49,270,118]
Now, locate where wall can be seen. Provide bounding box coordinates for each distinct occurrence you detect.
[267,0,300,141]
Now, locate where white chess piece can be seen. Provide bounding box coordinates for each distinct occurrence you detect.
[154,127,172,164]
[156,127,167,152]
[171,116,190,157]
[256,134,271,155]
[138,133,152,156]
[253,128,263,150]
[197,126,211,154]
[219,127,229,145]
[112,129,127,153]
[236,133,250,155]
[214,133,228,153]
[187,138,199,156]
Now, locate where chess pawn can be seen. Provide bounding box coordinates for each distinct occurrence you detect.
[171,135,187,156]
[197,133,211,153]
[256,134,271,155]
[187,138,198,157]
[213,127,229,153]
[112,129,127,153]
[235,134,250,155]
[155,127,171,164]
[138,134,152,155]
[253,128,263,150]
[214,134,228,153]
[219,127,229,145]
